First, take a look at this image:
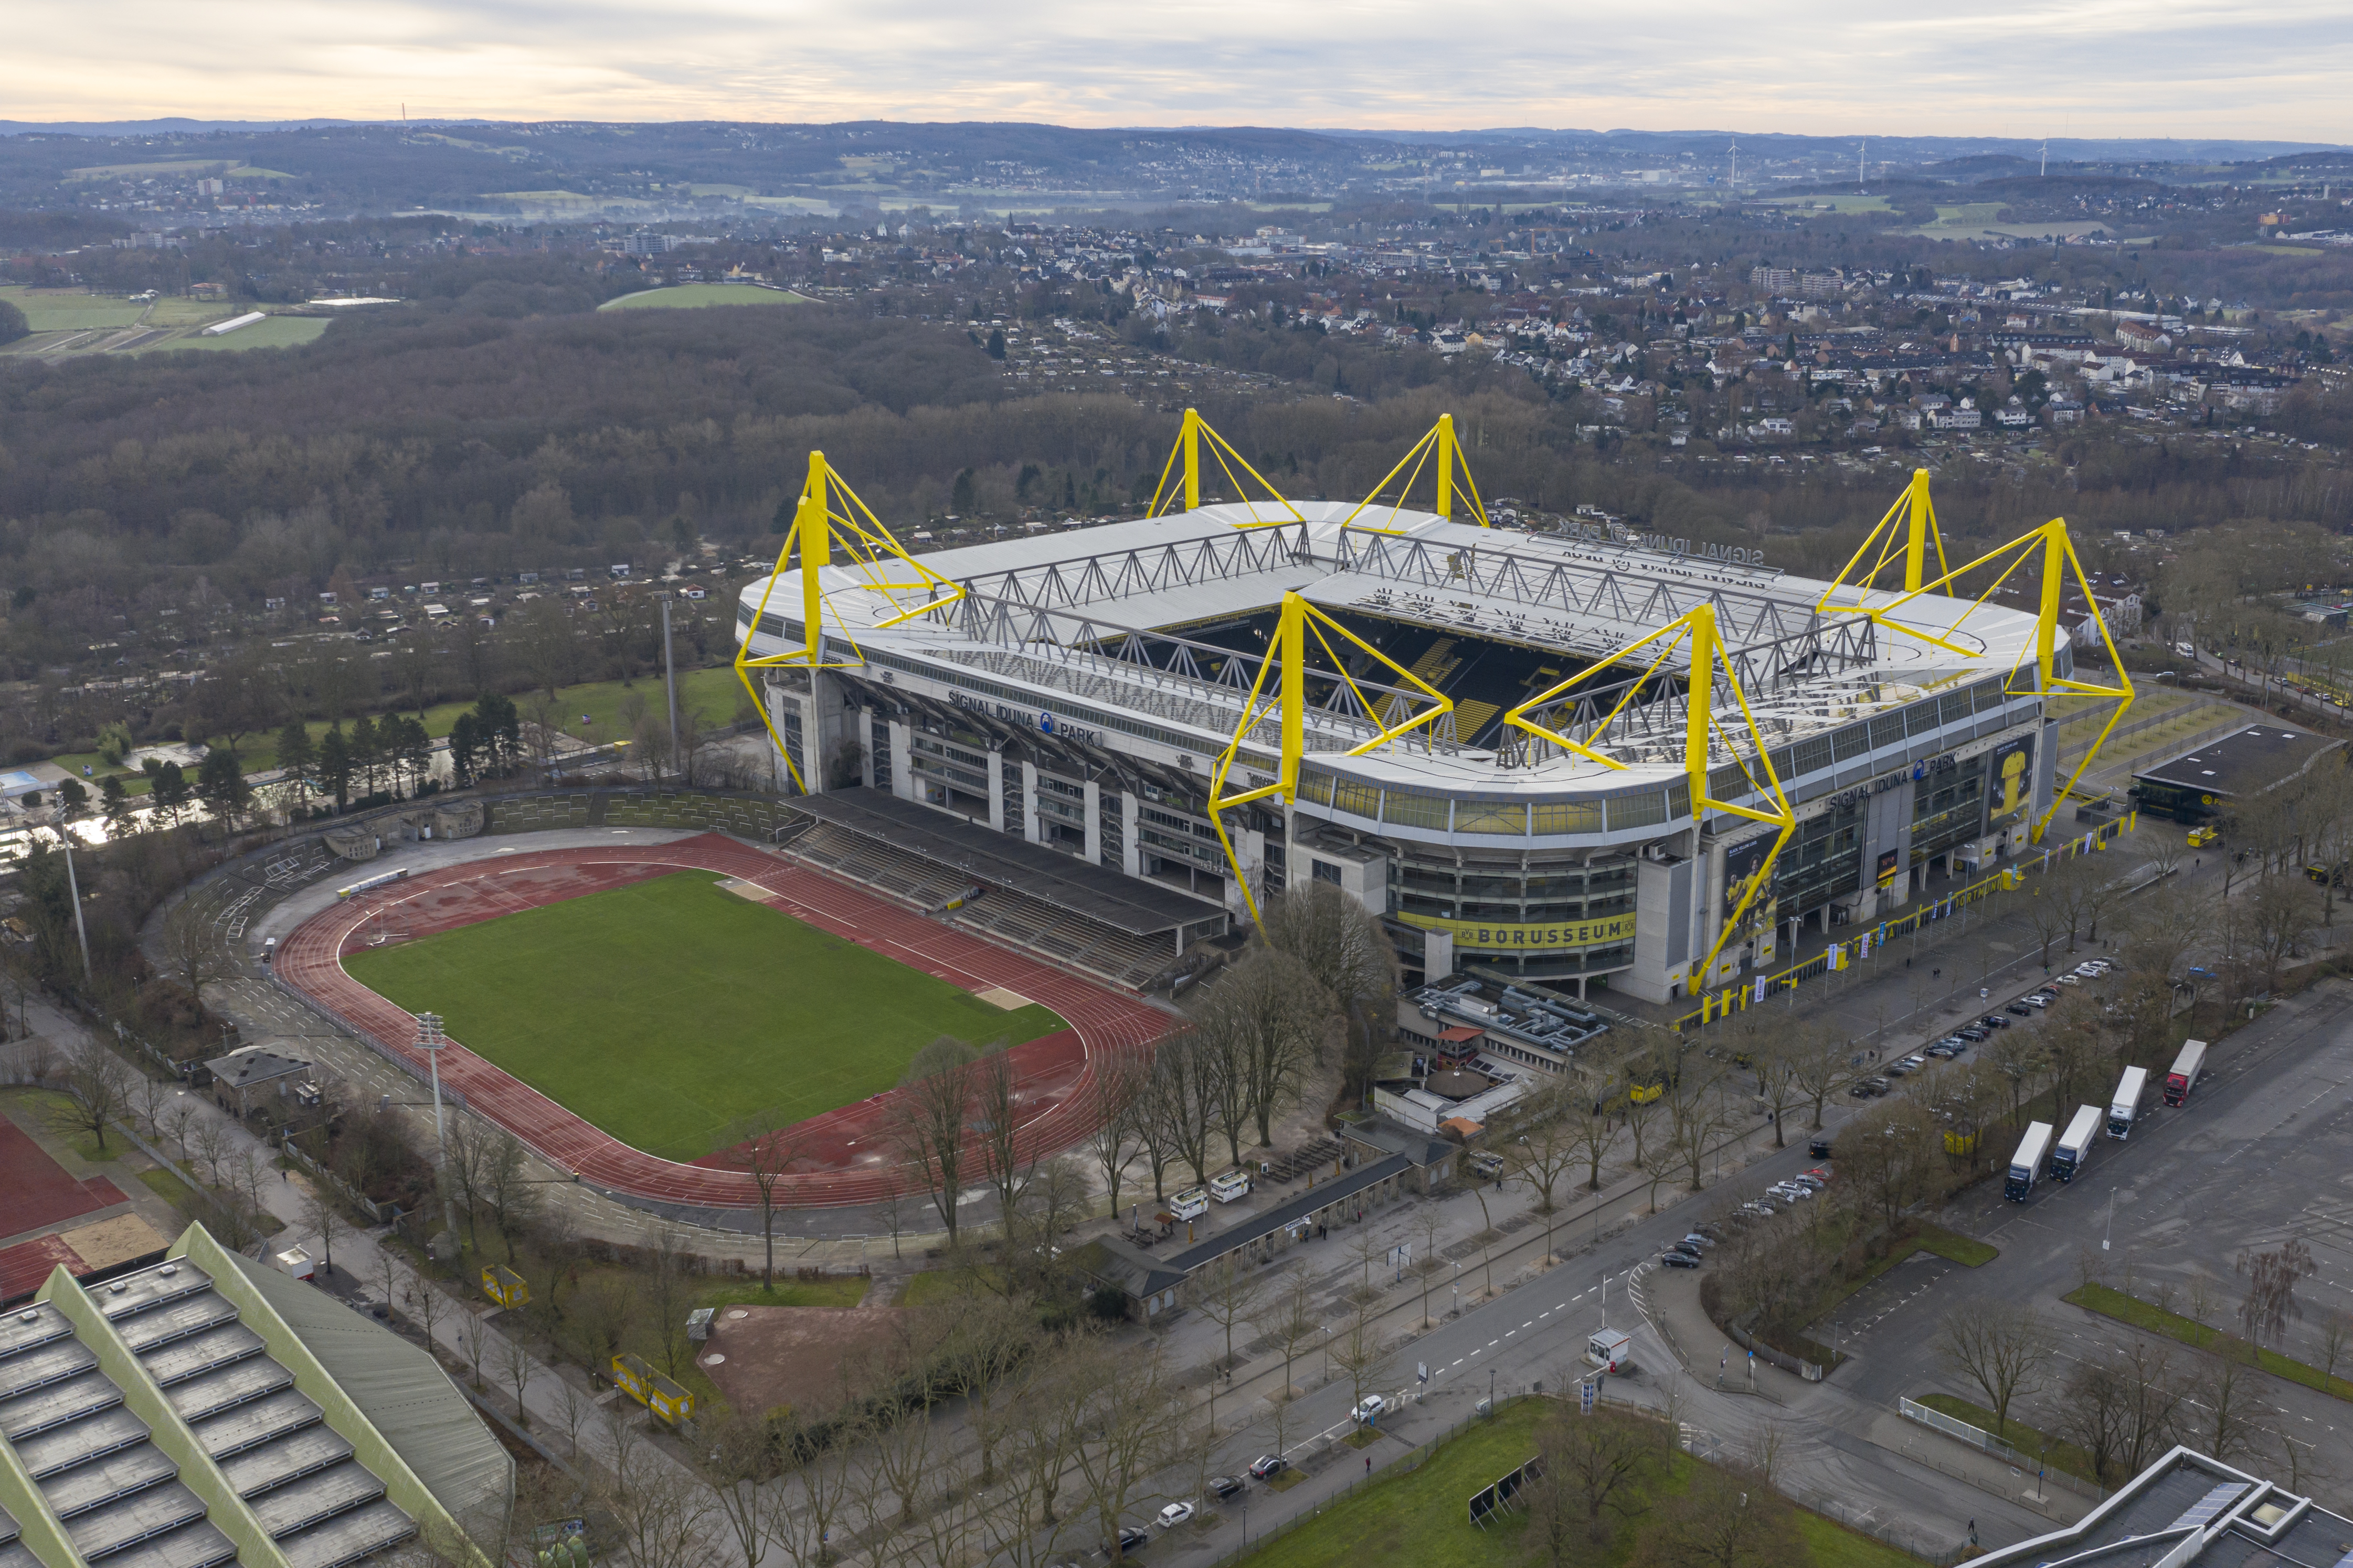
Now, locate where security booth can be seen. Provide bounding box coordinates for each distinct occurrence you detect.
[481,1264,530,1310]
[610,1352,695,1426]
[1585,1327,1633,1374]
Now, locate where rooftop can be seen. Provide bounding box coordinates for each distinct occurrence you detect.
[2132,722,2344,800]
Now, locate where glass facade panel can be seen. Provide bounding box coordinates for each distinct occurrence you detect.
[1455,800,1528,836]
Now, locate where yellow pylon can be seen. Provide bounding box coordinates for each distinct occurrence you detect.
[1340,413,1490,534]
[1146,408,1305,528]
[735,452,961,792]
[1502,603,1796,985]
[1206,592,1453,925]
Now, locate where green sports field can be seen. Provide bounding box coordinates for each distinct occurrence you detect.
[343,870,1063,1161]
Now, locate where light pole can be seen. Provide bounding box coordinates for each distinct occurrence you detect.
[418,1012,459,1244]
[2103,1186,2116,1251]
[60,835,92,982]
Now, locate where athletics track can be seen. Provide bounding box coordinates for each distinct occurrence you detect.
[272,833,1174,1209]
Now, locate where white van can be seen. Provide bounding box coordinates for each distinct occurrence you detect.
[1210,1170,1252,1204]
[1169,1187,1210,1222]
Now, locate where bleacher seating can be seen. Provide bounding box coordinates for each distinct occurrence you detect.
[778,823,1174,990]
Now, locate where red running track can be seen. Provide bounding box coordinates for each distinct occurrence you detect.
[273,833,1175,1209]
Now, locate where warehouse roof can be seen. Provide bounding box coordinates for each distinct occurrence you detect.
[2133,723,2343,801]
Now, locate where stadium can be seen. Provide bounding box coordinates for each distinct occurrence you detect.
[738,412,2132,1016]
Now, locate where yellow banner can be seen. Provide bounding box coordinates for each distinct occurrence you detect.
[1397,912,1637,953]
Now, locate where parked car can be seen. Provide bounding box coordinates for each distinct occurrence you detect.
[1694,1222,1727,1241]
[1808,1137,1835,1159]
[2005,1002,2034,1017]
[1789,1173,1826,1190]
[1107,1525,1150,1554]
[1351,1394,1387,1423]
[1771,1182,1814,1201]
[1680,1231,1717,1249]
[1956,1027,1989,1043]
[1157,1501,1196,1530]
[1925,1043,1964,1060]
[2020,994,2052,1010]
[2053,973,2082,986]
[1802,1167,1833,1185]
[1740,1200,1777,1217]
[1979,1014,2011,1030]
[1660,1250,1701,1268]
[1248,1456,1287,1479]
[1209,1475,1246,1500]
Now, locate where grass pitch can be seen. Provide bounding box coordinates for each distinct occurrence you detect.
[343,870,1064,1161]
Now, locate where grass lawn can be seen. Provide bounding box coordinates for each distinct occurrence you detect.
[1914,1393,2101,1487]
[599,283,818,311]
[2065,1282,2353,1402]
[137,1165,199,1208]
[343,870,1064,1160]
[0,285,145,332]
[1234,1398,1923,1568]
[1795,1223,1999,1357]
[696,1276,869,1310]
[152,316,330,353]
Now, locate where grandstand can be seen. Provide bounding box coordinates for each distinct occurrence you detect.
[779,789,1222,989]
[738,422,2128,1011]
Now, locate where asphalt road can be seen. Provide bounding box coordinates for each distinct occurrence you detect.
[1831,978,2353,1498]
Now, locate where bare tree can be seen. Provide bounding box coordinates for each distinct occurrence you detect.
[1505,1091,1584,1263]
[892,1036,979,1246]
[728,1124,802,1291]
[935,1291,1038,1487]
[481,1131,541,1262]
[157,896,234,1010]
[1064,1341,1185,1562]
[1188,945,1332,1153]
[1250,1266,1322,1410]
[1661,1056,1738,1194]
[1784,1028,1860,1130]
[1084,1041,1149,1224]
[1328,1302,1394,1421]
[494,1330,535,1427]
[702,1410,777,1568]
[2316,1307,2352,1386]
[51,1038,131,1154]
[2056,1354,2133,1486]
[1259,880,1395,1106]
[1638,1459,1804,1567]
[300,1180,348,1276]
[1191,1255,1270,1376]
[1138,1031,1214,1191]
[2189,1336,2267,1466]
[402,1262,445,1351]
[1934,1302,2052,1437]
[972,1043,1034,1231]
[1524,1403,1661,1553]
[599,1445,719,1568]
[2237,1239,2317,1347]
[641,1223,694,1378]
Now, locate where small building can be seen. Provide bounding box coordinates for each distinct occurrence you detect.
[2129,724,2345,823]
[1970,1445,2350,1565]
[203,1043,314,1117]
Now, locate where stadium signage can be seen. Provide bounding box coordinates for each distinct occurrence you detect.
[949,690,1100,745]
[1636,534,1767,568]
[1400,911,1637,952]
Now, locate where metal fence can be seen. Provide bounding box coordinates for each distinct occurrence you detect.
[1899,1396,2102,1503]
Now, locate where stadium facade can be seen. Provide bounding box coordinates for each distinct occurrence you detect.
[736,424,2105,1009]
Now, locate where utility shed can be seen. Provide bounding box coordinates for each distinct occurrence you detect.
[2131,723,2344,822]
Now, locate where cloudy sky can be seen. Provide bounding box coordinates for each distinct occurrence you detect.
[16,0,2352,140]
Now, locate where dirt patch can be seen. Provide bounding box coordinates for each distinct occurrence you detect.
[694,1304,910,1417]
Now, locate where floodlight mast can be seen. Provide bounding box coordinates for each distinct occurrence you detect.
[417,1011,459,1243]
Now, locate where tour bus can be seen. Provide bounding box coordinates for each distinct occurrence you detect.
[2163,1039,2209,1107]
[2005,1121,2053,1202]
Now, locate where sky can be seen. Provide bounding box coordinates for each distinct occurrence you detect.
[13,0,2353,140]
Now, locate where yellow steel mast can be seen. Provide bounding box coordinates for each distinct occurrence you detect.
[1206,592,1453,926]
[734,451,962,793]
[1146,408,1306,528]
[1501,604,1797,986]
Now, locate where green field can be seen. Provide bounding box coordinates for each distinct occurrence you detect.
[0,286,146,332]
[153,316,330,353]
[599,283,817,311]
[342,870,1064,1160]
[1234,1398,1923,1568]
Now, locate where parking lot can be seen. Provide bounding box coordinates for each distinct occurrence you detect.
[1832,977,2353,1480]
